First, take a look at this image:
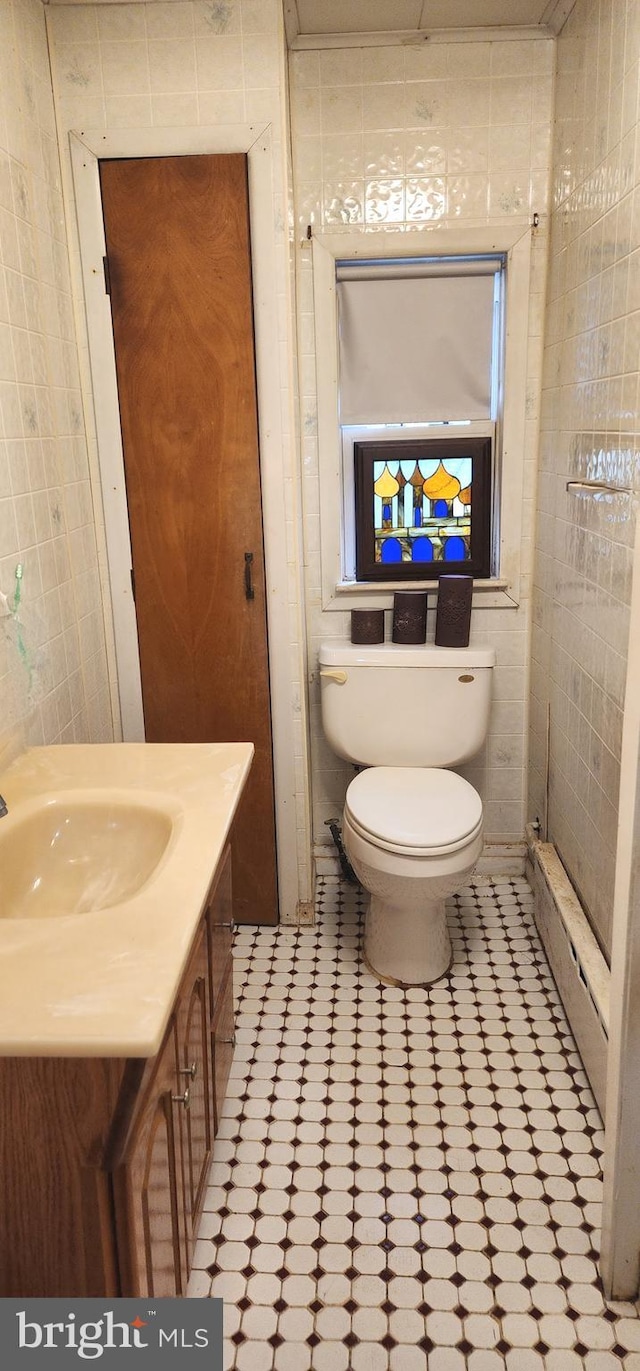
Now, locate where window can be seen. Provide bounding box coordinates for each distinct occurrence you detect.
[336,255,502,585]
[312,226,532,610]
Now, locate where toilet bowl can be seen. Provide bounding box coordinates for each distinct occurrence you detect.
[343,766,483,984]
[319,641,495,987]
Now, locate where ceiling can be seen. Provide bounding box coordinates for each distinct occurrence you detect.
[284,0,575,45]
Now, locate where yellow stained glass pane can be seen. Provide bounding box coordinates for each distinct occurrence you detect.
[374,464,400,499]
[422,460,461,500]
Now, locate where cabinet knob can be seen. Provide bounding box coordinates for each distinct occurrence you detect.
[221,1033,236,1047]
[172,1085,191,1110]
[218,918,235,933]
[179,1061,197,1080]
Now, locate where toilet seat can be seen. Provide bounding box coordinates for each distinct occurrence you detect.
[345,767,483,858]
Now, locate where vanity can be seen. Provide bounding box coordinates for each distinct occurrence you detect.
[0,740,253,1298]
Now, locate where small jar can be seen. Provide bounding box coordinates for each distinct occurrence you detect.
[392,591,428,644]
[435,575,473,648]
[350,609,385,644]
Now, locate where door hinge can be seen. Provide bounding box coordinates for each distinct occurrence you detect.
[103,254,111,296]
[130,566,135,601]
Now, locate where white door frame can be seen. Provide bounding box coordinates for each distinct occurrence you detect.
[70,123,301,923]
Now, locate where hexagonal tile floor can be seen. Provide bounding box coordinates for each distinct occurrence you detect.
[188,876,640,1371]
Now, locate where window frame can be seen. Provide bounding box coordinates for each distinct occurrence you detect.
[312,225,532,612]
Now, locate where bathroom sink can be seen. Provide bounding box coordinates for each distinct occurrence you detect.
[0,792,175,919]
[0,741,253,1055]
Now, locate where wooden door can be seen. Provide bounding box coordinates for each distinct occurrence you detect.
[99,153,277,925]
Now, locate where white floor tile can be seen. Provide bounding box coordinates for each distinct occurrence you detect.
[191,876,638,1370]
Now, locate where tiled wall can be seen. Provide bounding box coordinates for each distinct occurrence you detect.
[45,0,312,904]
[529,0,640,959]
[0,0,111,747]
[288,38,554,853]
[47,0,285,130]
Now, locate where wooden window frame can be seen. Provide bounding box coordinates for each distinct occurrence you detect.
[354,435,492,583]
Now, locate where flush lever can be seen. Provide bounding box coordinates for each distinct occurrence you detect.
[320,669,347,684]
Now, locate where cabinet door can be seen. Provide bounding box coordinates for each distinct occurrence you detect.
[114,1019,185,1297]
[206,845,233,1010]
[212,960,235,1133]
[176,925,214,1256]
[206,846,236,1130]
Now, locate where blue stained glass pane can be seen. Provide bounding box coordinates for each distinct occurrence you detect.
[381,538,402,563]
[412,537,434,562]
[444,535,466,561]
[413,508,422,528]
[383,504,391,519]
[434,498,448,517]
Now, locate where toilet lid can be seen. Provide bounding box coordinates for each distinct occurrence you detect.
[345,767,483,857]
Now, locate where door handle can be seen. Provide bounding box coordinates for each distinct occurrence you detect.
[244,551,254,600]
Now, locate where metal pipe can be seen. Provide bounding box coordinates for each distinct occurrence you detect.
[566,480,632,495]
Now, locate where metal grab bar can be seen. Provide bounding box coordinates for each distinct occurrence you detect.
[566,480,633,495]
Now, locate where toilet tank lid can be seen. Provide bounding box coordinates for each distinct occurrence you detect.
[319,642,496,669]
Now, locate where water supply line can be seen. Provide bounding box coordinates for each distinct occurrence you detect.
[543,700,550,841]
[325,819,359,885]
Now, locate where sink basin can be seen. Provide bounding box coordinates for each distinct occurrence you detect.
[0,793,175,919]
[0,741,253,1054]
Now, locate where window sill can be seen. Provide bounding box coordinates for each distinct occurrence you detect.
[324,578,518,611]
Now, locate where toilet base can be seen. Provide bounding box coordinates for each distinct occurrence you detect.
[363,943,453,989]
[343,807,483,990]
[364,893,453,987]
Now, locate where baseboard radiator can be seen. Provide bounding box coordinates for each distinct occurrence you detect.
[526,825,609,1117]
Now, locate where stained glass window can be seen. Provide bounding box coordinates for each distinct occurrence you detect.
[354,437,491,582]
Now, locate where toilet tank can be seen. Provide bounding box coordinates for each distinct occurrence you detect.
[319,642,496,768]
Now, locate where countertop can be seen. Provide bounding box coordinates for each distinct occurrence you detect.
[0,742,253,1058]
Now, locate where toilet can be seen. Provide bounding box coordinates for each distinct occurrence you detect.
[319,642,495,986]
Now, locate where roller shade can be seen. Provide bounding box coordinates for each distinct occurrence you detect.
[337,261,499,425]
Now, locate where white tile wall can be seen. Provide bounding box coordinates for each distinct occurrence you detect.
[45,0,312,903]
[0,0,111,746]
[529,0,640,959]
[289,37,554,852]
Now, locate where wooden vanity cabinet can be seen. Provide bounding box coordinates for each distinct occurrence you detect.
[0,845,235,1299]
